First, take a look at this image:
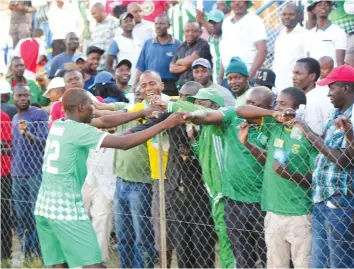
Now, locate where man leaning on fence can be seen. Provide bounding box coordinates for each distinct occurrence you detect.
[174,87,272,268]
[129,82,217,268]
[11,84,49,259]
[164,87,236,268]
[290,65,354,268]
[236,87,318,268]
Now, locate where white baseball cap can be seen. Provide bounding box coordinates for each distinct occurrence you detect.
[43,77,65,98]
[0,79,12,94]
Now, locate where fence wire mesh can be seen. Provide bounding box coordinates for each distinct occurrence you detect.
[1,116,354,268]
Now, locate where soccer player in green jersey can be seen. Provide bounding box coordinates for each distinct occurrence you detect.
[235,87,318,268]
[34,89,186,268]
[166,86,273,268]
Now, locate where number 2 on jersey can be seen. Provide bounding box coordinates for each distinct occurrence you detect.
[43,139,60,174]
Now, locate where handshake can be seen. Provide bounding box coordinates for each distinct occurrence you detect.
[145,96,197,129]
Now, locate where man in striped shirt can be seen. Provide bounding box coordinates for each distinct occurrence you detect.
[207,9,224,84]
[90,2,120,71]
[168,0,196,42]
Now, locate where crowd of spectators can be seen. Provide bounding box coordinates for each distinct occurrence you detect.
[1,0,354,268]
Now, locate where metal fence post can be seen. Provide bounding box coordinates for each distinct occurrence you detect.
[158,133,167,268]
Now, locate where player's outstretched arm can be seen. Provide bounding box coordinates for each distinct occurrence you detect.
[183,110,223,125]
[101,112,186,150]
[236,105,275,122]
[90,108,152,129]
[93,101,115,111]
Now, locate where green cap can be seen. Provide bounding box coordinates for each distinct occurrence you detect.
[207,9,225,23]
[187,88,225,107]
[225,56,249,77]
[225,1,253,9]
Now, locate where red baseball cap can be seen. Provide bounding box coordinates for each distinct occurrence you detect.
[317,65,354,86]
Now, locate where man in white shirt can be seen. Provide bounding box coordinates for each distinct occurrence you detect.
[106,12,142,84]
[292,57,333,135]
[273,3,307,91]
[90,2,120,71]
[219,0,267,80]
[306,0,347,66]
[83,144,116,266]
[48,0,84,42]
[127,2,154,44]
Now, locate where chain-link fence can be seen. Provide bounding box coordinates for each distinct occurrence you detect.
[1,118,354,268]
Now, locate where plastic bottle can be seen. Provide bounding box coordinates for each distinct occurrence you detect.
[290,104,306,140]
[273,149,289,167]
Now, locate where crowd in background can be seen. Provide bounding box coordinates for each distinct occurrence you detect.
[1,0,354,268]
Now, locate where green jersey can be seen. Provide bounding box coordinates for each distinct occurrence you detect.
[329,1,354,34]
[220,107,268,203]
[261,117,317,216]
[35,119,107,221]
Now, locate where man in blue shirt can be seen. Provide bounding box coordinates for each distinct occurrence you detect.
[135,14,181,96]
[11,84,49,259]
[48,32,79,78]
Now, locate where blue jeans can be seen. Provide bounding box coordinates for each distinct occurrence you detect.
[114,178,156,268]
[12,175,42,257]
[311,193,354,268]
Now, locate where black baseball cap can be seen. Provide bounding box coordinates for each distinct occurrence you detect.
[86,45,104,56]
[116,59,132,69]
[254,68,276,87]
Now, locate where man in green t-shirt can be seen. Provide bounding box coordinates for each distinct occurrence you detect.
[34,89,186,268]
[235,87,318,268]
[167,86,273,268]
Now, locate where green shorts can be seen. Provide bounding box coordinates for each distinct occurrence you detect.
[35,216,102,268]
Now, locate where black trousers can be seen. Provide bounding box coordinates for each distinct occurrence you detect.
[224,198,267,268]
[1,174,13,260]
[162,80,179,96]
[168,189,217,268]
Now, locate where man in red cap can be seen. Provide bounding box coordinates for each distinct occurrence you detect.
[291,65,354,268]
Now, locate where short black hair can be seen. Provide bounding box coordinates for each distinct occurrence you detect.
[296,57,321,82]
[13,83,29,93]
[62,89,90,113]
[32,28,44,38]
[94,84,129,103]
[112,5,127,19]
[10,56,23,67]
[156,14,170,25]
[335,81,354,92]
[185,19,201,29]
[282,87,307,107]
[63,69,82,80]
[182,81,203,91]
